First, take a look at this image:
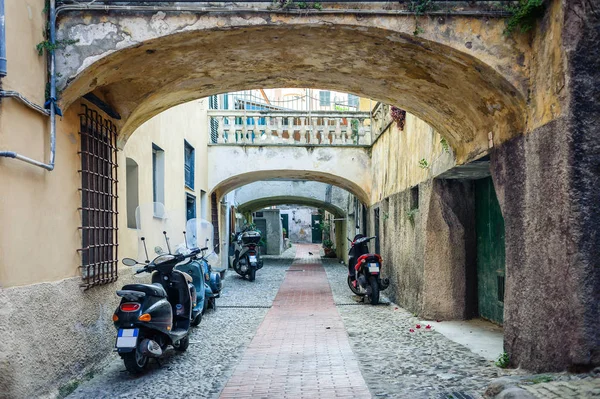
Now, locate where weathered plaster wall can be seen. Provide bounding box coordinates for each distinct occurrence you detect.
[55,9,528,162]
[0,269,145,399]
[117,99,210,260]
[489,0,600,372]
[278,206,316,244]
[370,112,455,203]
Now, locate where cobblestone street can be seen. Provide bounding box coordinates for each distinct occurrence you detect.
[67,245,599,398]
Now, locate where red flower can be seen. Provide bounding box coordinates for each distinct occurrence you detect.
[409,328,415,333]
[416,324,421,329]
[394,307,399,310]
[425,324,432,329]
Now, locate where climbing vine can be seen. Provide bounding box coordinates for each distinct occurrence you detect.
[504,0,546,35]
[270,0,322,10]
[407,0,437,36]
[36,39,79,56]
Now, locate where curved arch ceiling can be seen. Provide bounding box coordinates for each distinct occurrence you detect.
[62,24,526,162]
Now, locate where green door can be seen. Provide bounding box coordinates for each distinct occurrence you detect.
[311,214,323,244]
[281,214,289,239]
[475,177,506,325]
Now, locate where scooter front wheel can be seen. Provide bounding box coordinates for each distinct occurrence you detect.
[191,312,202,327]
[173,335,189,352]
[122,348,148,374]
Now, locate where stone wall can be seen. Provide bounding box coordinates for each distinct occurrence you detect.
[0,269,143,398]
[368,180,477,319]
[488,0,600,372]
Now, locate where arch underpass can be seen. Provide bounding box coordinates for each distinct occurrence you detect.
[56,5,528,162]
[235,180,350,217]
[208,145,371,204]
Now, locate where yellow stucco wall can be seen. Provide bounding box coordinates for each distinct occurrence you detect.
[369,113,455,204]
[0,0,85,287]
[117,99,210,262]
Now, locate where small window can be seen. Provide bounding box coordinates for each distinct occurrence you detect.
[152,144,165,211]
[255,211,264,218]
[348,94,359,108]
[184,140,195,189]
[186,194,196,221]
[200,190,208,219]
[126,158,139,229]
[319,91,331,106]
[410,186,419,210]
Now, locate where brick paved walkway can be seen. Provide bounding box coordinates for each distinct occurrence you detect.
[219,244,371,398]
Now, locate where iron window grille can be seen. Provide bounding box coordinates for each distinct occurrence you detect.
[78,104,119,289]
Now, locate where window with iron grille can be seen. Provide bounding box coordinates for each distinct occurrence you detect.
[184,140,195,189]
[78,104,119,289]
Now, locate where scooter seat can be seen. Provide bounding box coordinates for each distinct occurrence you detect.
[121,283,167,298]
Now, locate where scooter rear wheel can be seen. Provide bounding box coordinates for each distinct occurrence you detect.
[348,275,364,296]
[367,276,380,305]
[122,348,148,374]
[248,268,256,282]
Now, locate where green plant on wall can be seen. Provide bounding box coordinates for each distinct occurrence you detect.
[418,159,429,169]
[504,0,546,36]
[440,138,451,154]
[407,0,437,36]
[406,208,419,225]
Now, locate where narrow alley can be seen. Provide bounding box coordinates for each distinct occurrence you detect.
[67,245,526,399]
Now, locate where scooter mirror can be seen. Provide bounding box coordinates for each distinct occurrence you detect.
[122,258,139,266]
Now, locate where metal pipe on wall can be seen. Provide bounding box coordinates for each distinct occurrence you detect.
[0,0,6,76]
[0,0,56,171]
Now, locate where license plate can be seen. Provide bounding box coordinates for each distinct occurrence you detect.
[249,256,257,263]
[368,263,380,273]
[116,328,139,348]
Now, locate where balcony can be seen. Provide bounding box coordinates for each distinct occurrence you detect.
[208,110,374,146]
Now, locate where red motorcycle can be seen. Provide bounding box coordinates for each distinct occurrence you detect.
[347,234,390,305]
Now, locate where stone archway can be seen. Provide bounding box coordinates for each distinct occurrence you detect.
[56,10,528,162]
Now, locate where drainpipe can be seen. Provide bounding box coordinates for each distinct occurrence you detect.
[0,0,6,76]
[0,0,56,170]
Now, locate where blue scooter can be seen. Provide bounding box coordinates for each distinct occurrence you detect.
[175,218,222,321]
[174,245,208,326]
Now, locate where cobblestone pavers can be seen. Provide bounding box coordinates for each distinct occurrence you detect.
[67,259,292,399]
[521,378,600,398]
[66,252,598,399]
[322,259,520,399]
[220,244,371,398]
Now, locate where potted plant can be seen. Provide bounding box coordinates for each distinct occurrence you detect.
[322,239,336,258]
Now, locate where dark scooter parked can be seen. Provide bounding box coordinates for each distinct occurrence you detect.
[347,234,390,305]
[113,203,198,374]
[232,227,264,282]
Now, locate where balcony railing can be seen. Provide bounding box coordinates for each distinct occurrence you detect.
[208,110,373,146]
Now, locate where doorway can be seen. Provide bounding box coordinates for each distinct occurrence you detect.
[311,214,323,244]
[475,177,506,325]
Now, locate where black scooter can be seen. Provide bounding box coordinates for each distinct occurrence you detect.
[347,234,390,305]
[114,238,200,374]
